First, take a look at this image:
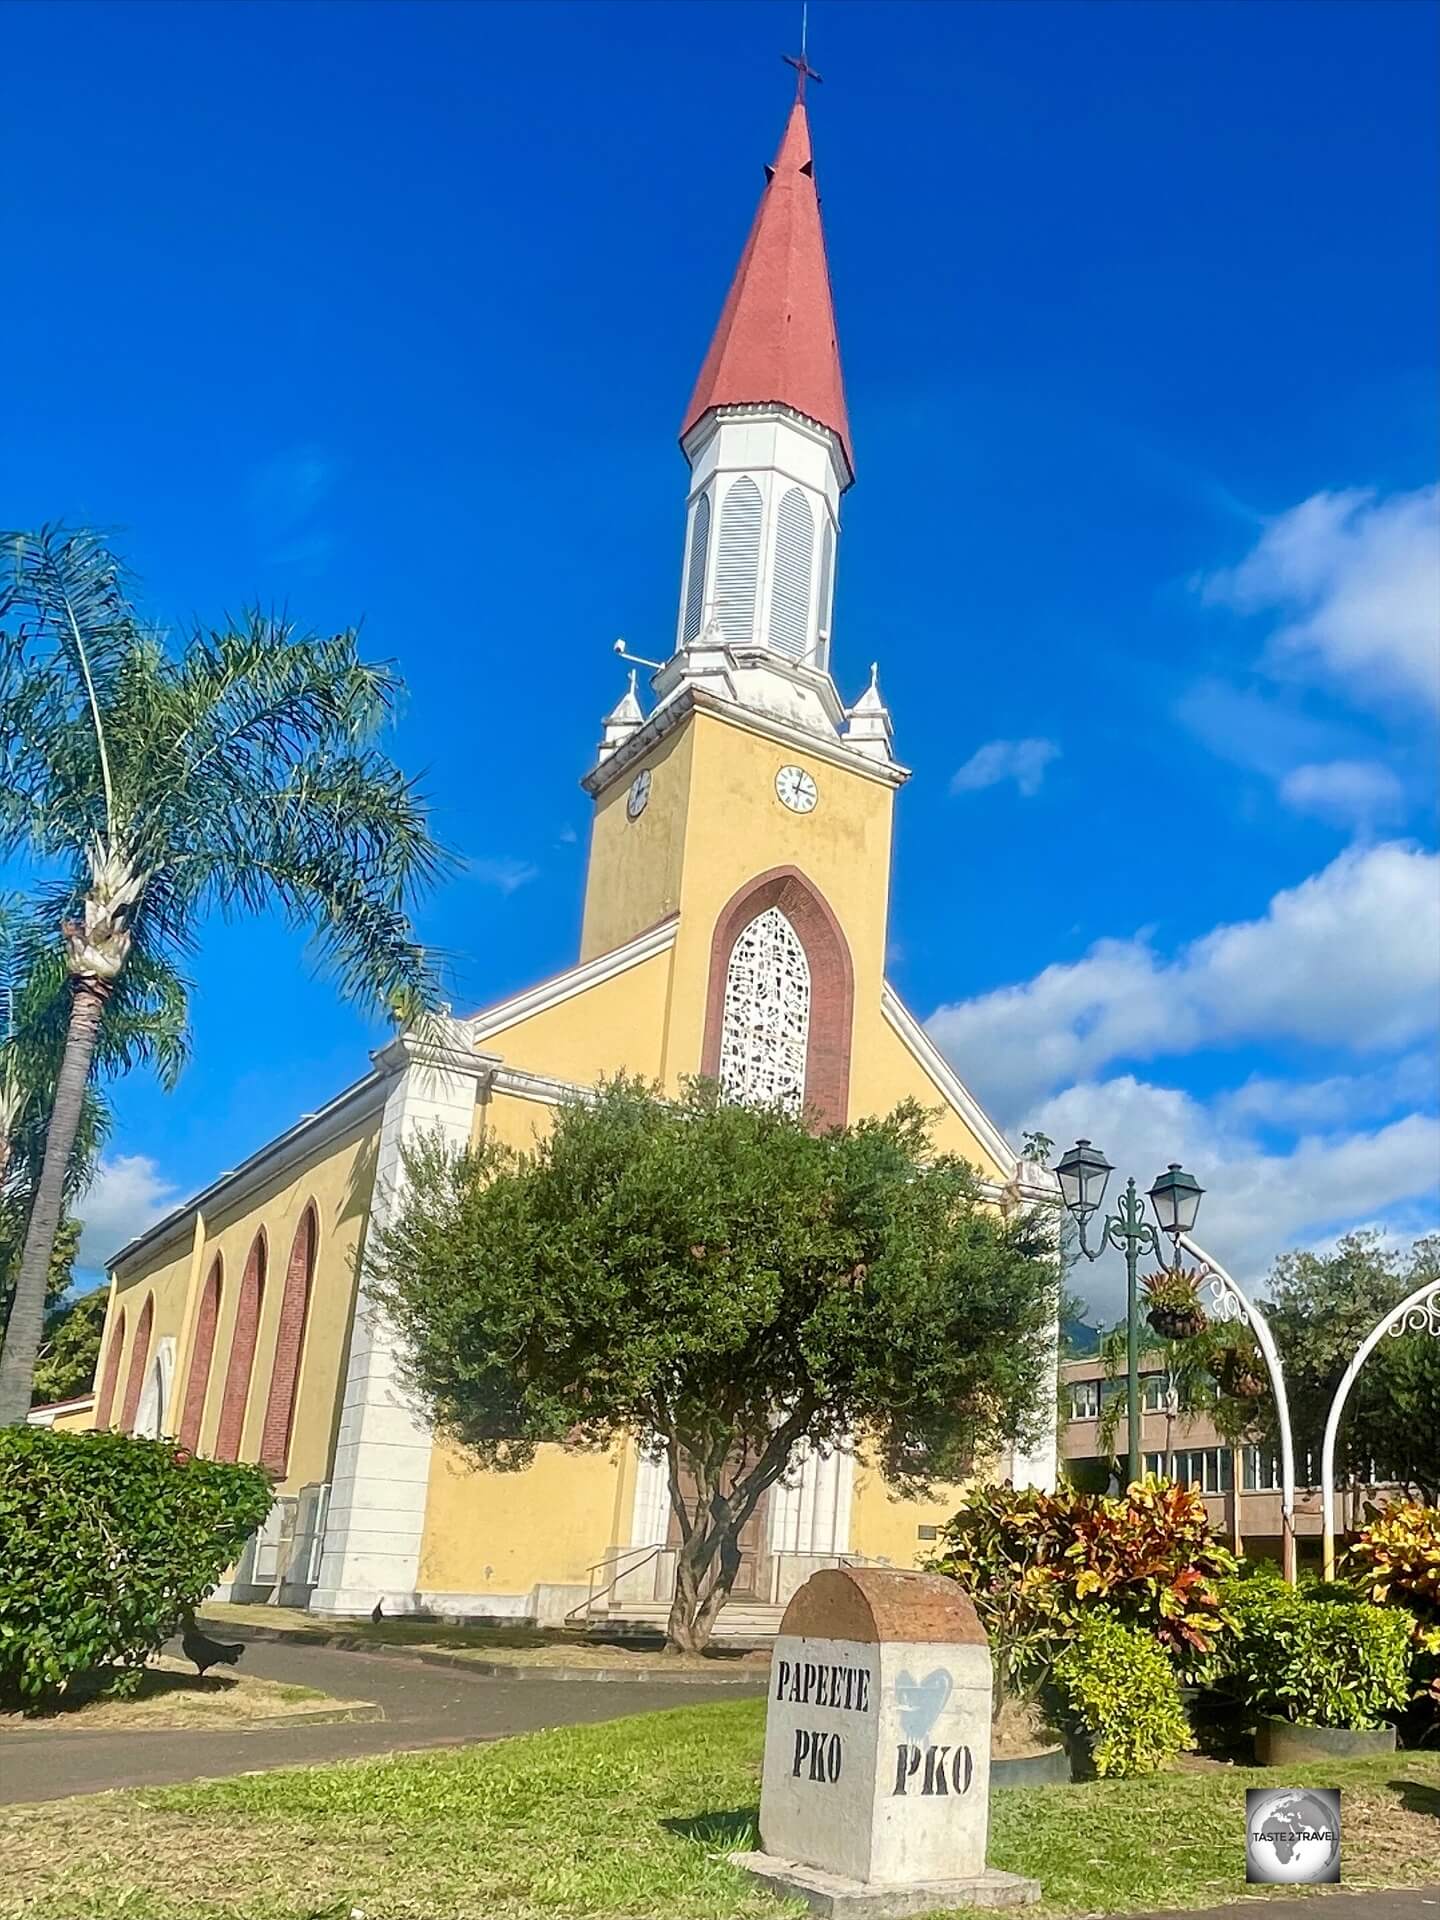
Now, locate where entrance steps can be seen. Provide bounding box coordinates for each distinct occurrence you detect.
[588,1599,786,1645]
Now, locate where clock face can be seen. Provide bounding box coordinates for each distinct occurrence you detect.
[775,765,818,814]
[626,769,652,819]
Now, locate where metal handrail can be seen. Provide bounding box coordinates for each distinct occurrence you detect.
[563,1541,670,1626]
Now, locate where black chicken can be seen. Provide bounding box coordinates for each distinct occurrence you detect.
[371,1599,384,1624]
[181,1613,244,1679]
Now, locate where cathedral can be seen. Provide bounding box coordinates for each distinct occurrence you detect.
[62,91,1058,1626]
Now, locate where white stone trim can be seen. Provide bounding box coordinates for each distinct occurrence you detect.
[464,918,678,1046]
[880,985,1016,1174]
[309,1035,492,1617]
[770,1440,854,1555]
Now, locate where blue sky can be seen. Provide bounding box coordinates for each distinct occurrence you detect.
[4,0,1436,1316]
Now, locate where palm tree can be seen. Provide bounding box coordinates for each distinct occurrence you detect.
[0,526,446,1421]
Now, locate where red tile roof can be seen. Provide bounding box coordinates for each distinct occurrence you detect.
[681,101,852,481]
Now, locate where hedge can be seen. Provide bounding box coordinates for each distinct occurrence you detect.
[0,1426,272,1706]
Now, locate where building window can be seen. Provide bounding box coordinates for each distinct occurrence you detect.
[681,491,711,644]
[1069,1379,1100,1421]
[1244,1448,1282,1492]
[715,476,762,647]
[1171,1447,1232,1494]
[119,1294,154,1433]
[718,905,811,1112]
[214,1232,267,1463]
[1141,1373,1167,1411]
[260,1207,318,1476]
[1143,1451,1166,1478]
[768,486,815,660]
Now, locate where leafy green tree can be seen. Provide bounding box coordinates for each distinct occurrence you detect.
[1260,1233,1440,1508]
[30,1283,108,1406]
[0,525,447,1422]
[370,1077,1059,1652]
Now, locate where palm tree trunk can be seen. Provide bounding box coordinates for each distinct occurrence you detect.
[0,978,110,1424]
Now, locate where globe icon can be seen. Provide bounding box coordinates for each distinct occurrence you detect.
[1247,1789,1341,1884]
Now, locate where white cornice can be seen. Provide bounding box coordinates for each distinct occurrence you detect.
[583,685,909,801]
[464,917,679,1045]
[880,984,1018,1176]
[491,1065,598,1107]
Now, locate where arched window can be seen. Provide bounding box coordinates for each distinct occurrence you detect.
[214,1233,266,1463]
[119,1294,154,1432]
[718,906,812,1112]
[260,1207,317,1476]
[768,486,815,660]
[715,476,762,647]
[681,492,711,644]
[178,1257,223,1452]
[134,1337,175,1440]
[95,1308,126,1428]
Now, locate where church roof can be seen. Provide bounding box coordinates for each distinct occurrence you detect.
[681,99,853,480]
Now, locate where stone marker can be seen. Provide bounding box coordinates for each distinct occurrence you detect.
[729,1565,1040,1917]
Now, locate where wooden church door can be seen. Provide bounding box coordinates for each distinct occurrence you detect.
[667,1453,771,1602]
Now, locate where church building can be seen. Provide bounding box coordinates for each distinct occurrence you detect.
[68,91,1058,1628]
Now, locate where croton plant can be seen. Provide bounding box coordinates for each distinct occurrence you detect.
[928,1476,1237,1699]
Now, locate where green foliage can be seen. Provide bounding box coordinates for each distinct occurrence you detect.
[30,1283,108,1405]
[1260,1232,1440,1503]
[371,1077,1058,1648]
[929,1476,1236,1696]
[1220,1568,1414,1730]
[0,1426,272,1705]
[1349,1500,1440,1624]
[0,1211,78,1338]
[1052,1614,1193,1776]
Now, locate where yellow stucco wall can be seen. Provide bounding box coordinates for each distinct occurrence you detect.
[580,723,696,962]
[477,945,674,1092]
[92,1100,381,1496]
[848,1464,968,1570]
[419,1435,632,1596]
[849,1012,1010,1183]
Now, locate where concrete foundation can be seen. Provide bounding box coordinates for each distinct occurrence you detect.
[729,1851,1041,1916]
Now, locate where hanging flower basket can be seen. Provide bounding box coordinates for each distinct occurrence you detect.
[1141,1268,1208,1342]
[1207,1343,1266,1399]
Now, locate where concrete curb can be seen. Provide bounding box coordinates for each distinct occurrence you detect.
[202,1619,770,1687]
[0,1700,385,1737]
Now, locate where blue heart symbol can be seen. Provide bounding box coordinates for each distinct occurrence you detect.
[895,1667,953,1742]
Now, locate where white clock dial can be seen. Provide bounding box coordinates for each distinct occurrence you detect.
[775,765,818,814]
[626,769,652,819]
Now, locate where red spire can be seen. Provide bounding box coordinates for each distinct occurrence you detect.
[681,101,853,482]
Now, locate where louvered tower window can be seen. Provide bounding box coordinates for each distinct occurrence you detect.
[816,520,836,667]
[681,492,711,644]
[718,906,811,1112]
[768,486,815,660]
[715,476,763,647]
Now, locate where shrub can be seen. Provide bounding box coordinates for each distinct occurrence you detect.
[929,1476,1235,1696]
[1349,1500,1440,1624]
[1052,1615,1192,1776]
[1221,1570,1413,1730]
[0,1427,272,1705]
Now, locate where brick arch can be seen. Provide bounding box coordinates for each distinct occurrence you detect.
[214,1232,266,1463]
[95,1308,126,1427]
[701,865,855,1128]
[119,1294,154,1433]
[177,1256,223,1453]
[259,1205,318,1476]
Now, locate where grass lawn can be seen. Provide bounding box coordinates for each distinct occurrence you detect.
[202,1600,770,1673]
[0,1657,372,1732]
[2,1698,1436,1920]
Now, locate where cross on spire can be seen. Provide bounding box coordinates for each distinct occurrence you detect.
[782,49,823,100]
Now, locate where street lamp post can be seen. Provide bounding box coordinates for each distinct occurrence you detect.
[1055,1141,1205,1488]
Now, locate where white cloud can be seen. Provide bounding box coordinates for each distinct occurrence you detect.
[950,738,1060,799]
[926,841,1440,1119]
[1278,759,1405,830]
[470,856,540,896]
[75,1154,181,1269]
[1027,1075,1440,1314]
[1202,485,1440,710]
[1216,1054,1439,1131]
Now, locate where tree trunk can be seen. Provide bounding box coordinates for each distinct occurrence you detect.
[0,978,110,1424]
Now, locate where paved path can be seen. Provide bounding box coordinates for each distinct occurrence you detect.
[0,1637,763,1805]
[1126,1895,1439,1918]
